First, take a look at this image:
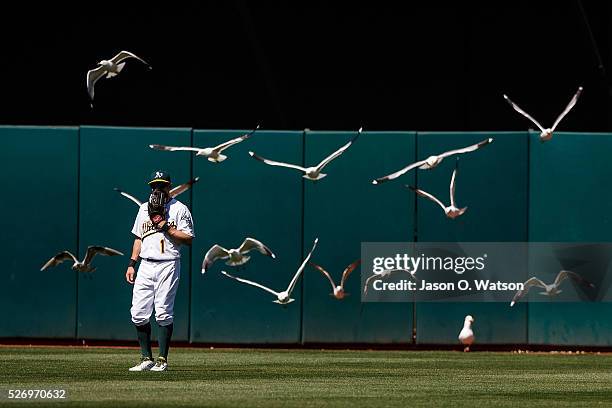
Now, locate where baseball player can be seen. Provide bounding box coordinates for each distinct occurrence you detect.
[125,171,194,372]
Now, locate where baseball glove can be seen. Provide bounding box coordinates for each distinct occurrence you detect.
[148,189,169,225]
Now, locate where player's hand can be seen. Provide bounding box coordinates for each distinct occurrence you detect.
[126,266,136,284]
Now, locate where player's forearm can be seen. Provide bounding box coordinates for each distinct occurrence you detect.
[131,238,142,259]
[167,229,193,246]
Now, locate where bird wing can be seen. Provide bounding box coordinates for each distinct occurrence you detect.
[511,277,546,306]
[449,161,459,208]
[149,144,202,153]
[249,151,307,172]
[503,95,546,132]
[40,251,78,271]
[286,238,319,295]
[364,269,416,295]
[169,177,200,198]
[309,262,337,291]
[201,245,229,273]
[86,66,106,101]
[221,271,280,297]
[340,259,361,288]
[83,246,123,265]
[363,273,381,295]
[407,185,446,210]
[438,137,494,159]
[551,87,583,131]
[383,268,417,278]
[315,128,361,171]
[113,188,143,206]
[238,237,275,258]
[372,159,427,185]
[110,50,151,67]
[211,134,249,153]
[212,124,260,153]
[555,269,594,288]
[526,276,547,288]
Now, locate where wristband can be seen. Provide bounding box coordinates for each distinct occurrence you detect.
[160,223,171,233]
[128,259,138,268]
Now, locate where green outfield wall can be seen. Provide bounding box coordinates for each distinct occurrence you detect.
[1,127,609,346]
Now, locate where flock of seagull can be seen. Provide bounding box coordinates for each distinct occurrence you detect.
[38,50,595,348]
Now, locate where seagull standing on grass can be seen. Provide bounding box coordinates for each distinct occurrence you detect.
[406,159,467,219]
[458,315,475,352]
[510,270,595,307]
[114,177,200,206]
[150,125,259,163]
[87,51,151,107]
[309,259,361,300]
[372,138,493,184]
[201,238,276,274]
[41,246,124,273]
[503,87,583,142]
[249,128,361,181]
[221,238,319,304]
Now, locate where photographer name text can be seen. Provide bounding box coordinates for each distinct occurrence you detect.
[371,279,524,292]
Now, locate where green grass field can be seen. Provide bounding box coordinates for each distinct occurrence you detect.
[1,347,611,407]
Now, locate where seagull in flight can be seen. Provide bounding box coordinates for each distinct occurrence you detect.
[249,127,361,181]
[309,259,360,300]
[114,177,200,206]
[458,315,475,352]
[510,270,595,307]
[406,159,467,219]
[201,237,276,274]
[87,51,151,107]
[372,137,493,184]
[363,268,418,295]
[150,125,259,163]
[503,86,583,142]
[221,238,319,304]
[41,246,124,273]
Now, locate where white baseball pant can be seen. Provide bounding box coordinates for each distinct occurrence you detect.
[131,259,180,326]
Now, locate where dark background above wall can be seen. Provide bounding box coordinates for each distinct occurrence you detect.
[0,3,610,131]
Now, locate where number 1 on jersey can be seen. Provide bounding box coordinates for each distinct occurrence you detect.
[160,239,165,253]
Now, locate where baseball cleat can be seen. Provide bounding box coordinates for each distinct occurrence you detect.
[150,356,168,372]
[128,357,155,372]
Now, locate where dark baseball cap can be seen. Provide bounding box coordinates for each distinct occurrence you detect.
[148,170,171,185]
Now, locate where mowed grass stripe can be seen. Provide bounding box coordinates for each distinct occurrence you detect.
[1,347,611,407]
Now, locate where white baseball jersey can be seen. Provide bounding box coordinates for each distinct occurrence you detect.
[131,198,195,260]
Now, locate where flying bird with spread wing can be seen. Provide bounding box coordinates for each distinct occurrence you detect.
[41,246,124,273]
[249,127,361,181]
[309,259,360,300]
[150,125,259,163]
[87,51,151,107]
[201,237,276,274]
[372,137,493,185]
[114,177,200,207]
[406,159,467,219]
[503,86,583,142]
[363,268,418,295]
[510,270,595,307]
[221,238,318,304]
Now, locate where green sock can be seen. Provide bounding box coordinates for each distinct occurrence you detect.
[158,323,174,359]
[135,322,152,359]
